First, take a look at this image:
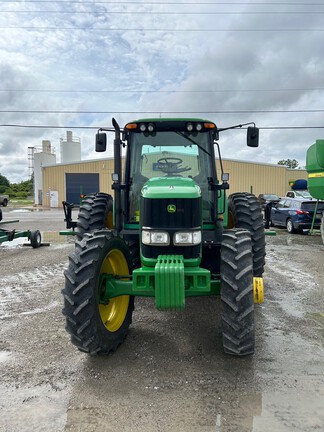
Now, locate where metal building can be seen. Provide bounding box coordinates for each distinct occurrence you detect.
[41,157,307,208]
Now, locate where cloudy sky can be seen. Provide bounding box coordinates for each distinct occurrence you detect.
[0,0,323,183]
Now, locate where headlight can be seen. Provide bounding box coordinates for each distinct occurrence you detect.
[139,123,147,132]
[173,230,201,246]
[186,122,194,132]
[142,230,170,245]
[147,123,155,132]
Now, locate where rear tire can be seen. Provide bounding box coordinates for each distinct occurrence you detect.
[2,199,8,207]
[228,192,266,276]
[76,193,113,242]
[62,230,135,355]
[286,218,296,233]
[220,229,255,356]
[30,230,41,248]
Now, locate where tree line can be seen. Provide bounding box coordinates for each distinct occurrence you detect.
[0,174,33,199]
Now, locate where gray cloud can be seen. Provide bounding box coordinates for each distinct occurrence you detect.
[0,1,323,182]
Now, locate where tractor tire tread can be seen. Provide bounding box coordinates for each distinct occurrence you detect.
[221,229,255,356]
[228,192,266,276]
[76,192,113,242]
[62,230,134,355]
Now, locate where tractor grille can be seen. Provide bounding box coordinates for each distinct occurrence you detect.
[141,197,201,229]
[141,197,201,259]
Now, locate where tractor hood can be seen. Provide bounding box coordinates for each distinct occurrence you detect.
[141,177,201,199]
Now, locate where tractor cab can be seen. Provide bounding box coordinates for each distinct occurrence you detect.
[123,119,220,225]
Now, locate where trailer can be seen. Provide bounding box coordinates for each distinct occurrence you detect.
[0,219,42,248]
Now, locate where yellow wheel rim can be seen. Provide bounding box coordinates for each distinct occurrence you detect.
[98,248,130,332]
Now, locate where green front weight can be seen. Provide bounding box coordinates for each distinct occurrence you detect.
[155,255,185,310]
[99,255,219,310]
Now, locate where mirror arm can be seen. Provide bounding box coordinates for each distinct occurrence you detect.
[218,122,256,132]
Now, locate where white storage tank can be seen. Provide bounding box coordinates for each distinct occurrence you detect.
[33,141,56,205]
[60,131,81,163]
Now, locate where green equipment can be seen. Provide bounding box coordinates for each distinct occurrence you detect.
[0,220,42,248]
[306,139,324,200]
[306,139,324,241]
[62,118,265,356]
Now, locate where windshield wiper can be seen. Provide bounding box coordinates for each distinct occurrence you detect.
[173,131,211,156]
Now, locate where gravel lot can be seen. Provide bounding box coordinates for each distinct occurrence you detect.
[0,206,323,432]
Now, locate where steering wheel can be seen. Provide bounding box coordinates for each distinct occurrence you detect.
[157,157,191,175]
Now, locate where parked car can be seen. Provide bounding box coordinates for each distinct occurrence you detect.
[0,194,9,206]
[270,197,324,233]
[258,193,280,210]
[285,190,312,199]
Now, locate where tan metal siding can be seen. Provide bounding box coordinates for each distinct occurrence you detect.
[219,159,307,198]
[42,157,308,207]
[42,159,115,207]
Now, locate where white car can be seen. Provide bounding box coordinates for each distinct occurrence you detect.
[286,190,313,199]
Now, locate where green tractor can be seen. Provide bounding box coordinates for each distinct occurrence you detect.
[62,118,265,356]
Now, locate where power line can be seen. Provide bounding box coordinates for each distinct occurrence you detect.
[2,26,324,31]
[1,124,324,130]
[1,109,324,114]
[2,1,323,5]
[2,10,324,14]
[1,88,324,94]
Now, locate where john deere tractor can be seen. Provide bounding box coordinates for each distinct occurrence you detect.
[62,118,265,356]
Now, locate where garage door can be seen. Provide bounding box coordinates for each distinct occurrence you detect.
[66,173,99,205]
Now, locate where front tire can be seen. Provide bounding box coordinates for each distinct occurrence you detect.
[62,230,134,355]
[220,229,255,356]
[228,192,266,276]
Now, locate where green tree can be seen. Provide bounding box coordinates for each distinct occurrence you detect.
[0,174,34,198]
[0,173,10,193]
[277,159,299,169]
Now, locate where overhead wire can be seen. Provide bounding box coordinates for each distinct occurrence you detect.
[1,26,324,31]
[0,124,324,130]
[1,87,324,93]
[1,109,324,114]
[1,1,324,5]
[2,10,324,14]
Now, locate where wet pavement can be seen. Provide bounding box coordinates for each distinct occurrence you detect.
[0,207,323,431]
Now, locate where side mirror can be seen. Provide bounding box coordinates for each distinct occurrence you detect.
[247,126,259,147]
[96,132,107,152]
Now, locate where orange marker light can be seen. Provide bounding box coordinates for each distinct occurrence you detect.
[125,123,138,130]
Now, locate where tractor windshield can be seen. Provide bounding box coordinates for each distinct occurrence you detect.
[127,130,217,223]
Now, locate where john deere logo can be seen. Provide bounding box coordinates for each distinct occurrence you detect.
[167,204,176,213]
